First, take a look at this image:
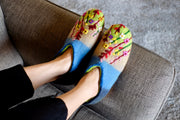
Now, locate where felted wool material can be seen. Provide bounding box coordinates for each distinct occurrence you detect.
[94,24,132,71]
[56,38,90,72]
[85,24,132,104]
[85,56,120,105]
[56,8,104,72]
[67,8,104,48]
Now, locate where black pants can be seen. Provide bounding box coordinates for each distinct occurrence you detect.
[4,65,67,120]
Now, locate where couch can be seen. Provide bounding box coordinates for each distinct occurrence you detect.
[1,0,175,119]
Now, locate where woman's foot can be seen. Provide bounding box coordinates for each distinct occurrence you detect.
[84,24,133,104]
[52,48,73,75]
[94,24,132,71]
[24,48,73,89]
[75,67,100,100]
[56,67,100,119]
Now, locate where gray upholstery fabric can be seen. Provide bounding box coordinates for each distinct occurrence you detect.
[54,44,175,120]
[70,107,107,120]
[0,6,23,70]
[0,0,175,120]
[0,0,79,65]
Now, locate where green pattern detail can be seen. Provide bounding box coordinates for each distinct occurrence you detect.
[114,42,132,54]
[124,30,130,35]
[108,25,132,45]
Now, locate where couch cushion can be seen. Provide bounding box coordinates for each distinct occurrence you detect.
[0,6,23,70]
[70,106,107,120]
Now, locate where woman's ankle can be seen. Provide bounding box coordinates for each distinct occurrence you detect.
[52,48,73,75]
[75,67,100,102]
[56,68,100,119]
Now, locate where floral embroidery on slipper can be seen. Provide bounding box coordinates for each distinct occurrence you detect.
[98,16,104,21]
[119,33,125,39]
[89,19,94,24]
[109,35,113,39]
[70,9,104,40]
[109,49,131,64]
[104,44,109,49]
[91,26,102,37]
[98,24,132,64]
[83,29,88,34]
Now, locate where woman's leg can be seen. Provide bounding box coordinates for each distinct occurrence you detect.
[57,67,100,119]
[24,48,73,89]
[8,96,68,120]
[8,67,100,120]
[5,48,73,109]
[25,56,100,119]
[7,47,100,119]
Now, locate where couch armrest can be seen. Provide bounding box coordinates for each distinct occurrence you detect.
[0,6,23,70]
[0,0,175,120]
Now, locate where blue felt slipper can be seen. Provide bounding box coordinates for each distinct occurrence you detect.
[56,8,104,72]
[85,24,133,104]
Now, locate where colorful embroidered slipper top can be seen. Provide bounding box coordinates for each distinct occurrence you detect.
[57,9,104,72]
[94,24,132,71]
[68,8,104,48]
[85,24,132,104]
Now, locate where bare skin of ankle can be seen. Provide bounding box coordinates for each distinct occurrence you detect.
[57,68,100,119]
[24,48,73,89]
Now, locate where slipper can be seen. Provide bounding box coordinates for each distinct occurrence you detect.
[56,8,104,72]
[85,24,133,105]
